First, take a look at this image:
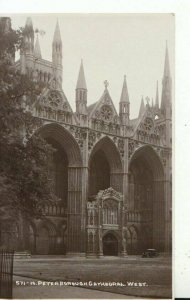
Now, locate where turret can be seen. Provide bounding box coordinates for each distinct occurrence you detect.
[23,17,34,54]
[76,60,88,124]
[20,17,34,74]
[119,75,130,125]
[155,80,159,111]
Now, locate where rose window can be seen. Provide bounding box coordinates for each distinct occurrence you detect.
[48,92,61,108]
[100,105,113,121]
[144,118,153,131]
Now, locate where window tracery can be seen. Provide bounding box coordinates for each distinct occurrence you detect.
[100,105,113,121]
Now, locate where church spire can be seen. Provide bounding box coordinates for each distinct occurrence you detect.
[53,20,62,42]
[76,59,87,90]
[76,60,87,117]
[138,96,145,118]
[34,35,42,59]
[52,20,62,66]
[155,80,159,110]
[119,75,130,125]
[164,41,170,78]
[161,42,172,115]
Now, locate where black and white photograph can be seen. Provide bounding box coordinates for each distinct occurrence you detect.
[0,12,174,299]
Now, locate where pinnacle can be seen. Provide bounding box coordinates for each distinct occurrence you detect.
[53,20,62,42]
[34,35,42,59]
[138,96,145,117]
[76,60,87,90]
[155,80,159,109]
[120,75,129,103]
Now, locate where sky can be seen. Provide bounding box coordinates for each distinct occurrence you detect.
[10,14,174,119]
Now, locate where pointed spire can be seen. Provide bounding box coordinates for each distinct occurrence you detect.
[155,80,159,109]
[53,20,62,42]
[138,96,145,117]
[120,75,129,103]
[34,35,42,59]
[76,60,87,90]
[52,20,62,67]
[161,42,172,115]
[164,41,170,77]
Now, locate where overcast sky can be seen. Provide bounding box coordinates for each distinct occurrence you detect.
[10,14,174,119]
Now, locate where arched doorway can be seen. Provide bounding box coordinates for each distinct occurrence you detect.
[129,146,165,252]
[103,233,118,256]
[36,123,83,253]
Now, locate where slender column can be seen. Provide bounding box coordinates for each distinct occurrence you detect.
[164,151,172,252]
[121,202,127,257]
[153,179,165,251]
[97,205,103,257]
[67,166,82,253]
[122,138,129,207]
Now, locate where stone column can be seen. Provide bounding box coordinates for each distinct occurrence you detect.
[164,151,172,252]
[121,203,127,257]
[97,205,103,257]
[153,179,165,251]
[122,138,129,207]
[67,166,82,254]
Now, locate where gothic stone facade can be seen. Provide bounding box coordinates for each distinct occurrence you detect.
[3,18,172,256]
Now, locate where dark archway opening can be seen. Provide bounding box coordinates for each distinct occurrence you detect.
[46,138,68,207]
[89,149,110,196]
[128,146,165,253]
[129,158,153,253]
[103,233,118,256]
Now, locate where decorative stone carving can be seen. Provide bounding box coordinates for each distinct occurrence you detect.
[128,139,140,159]
[96,187,123,202]
[69,125,87,149]
[118,138,124,158]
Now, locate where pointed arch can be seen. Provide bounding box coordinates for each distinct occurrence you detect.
[129,145,164,180]
[89,136,122,173]
[37,123,82,167]
[129,145,165,251]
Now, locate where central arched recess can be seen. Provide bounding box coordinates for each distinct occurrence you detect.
[89,137,123,196]
[103,233,118,256]
[35,123,83,254]
[128,145,165,253]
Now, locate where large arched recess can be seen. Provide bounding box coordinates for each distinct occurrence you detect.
[128,145,165,252]
[89,136,123,196]
[35,123,83,253]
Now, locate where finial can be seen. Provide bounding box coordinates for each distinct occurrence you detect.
[124,75,126,80]
[104,80,109,89]
[145,96,150,105]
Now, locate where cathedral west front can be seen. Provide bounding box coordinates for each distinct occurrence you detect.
[2,17,172,257]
